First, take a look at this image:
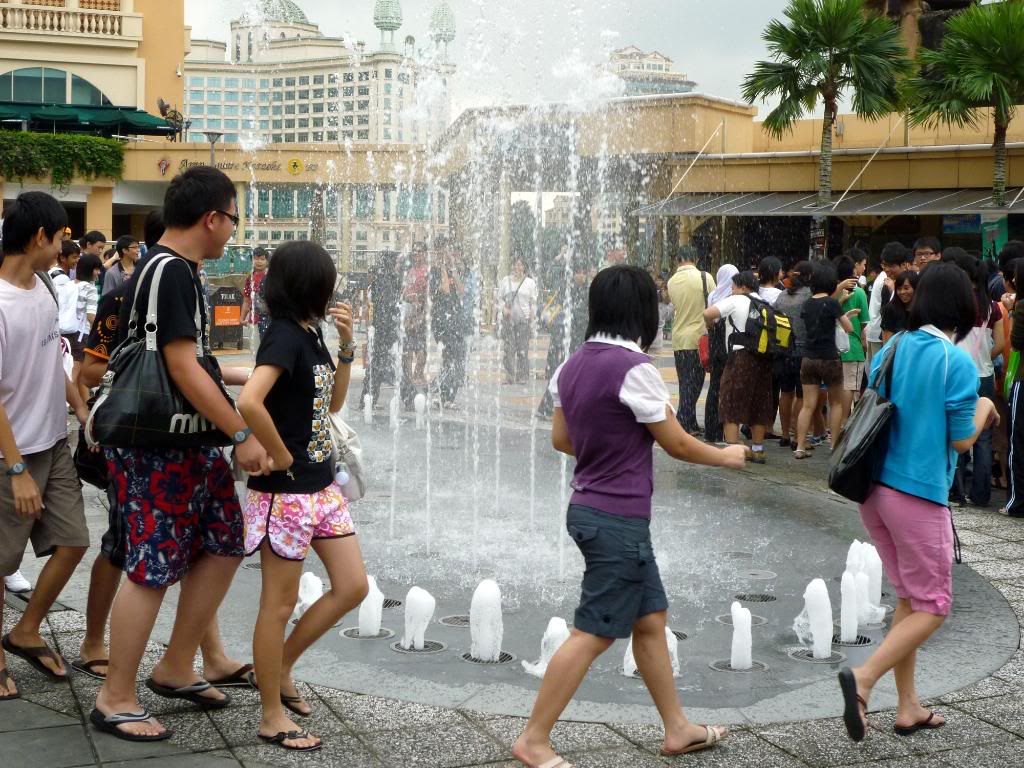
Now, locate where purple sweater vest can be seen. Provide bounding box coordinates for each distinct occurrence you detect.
[559,342,656,519]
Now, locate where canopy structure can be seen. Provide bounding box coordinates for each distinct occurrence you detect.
[0,102,174,136]
[636,189,1024,218]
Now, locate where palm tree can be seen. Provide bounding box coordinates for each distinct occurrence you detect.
[742,0,911,205]
[907,0,1024,207]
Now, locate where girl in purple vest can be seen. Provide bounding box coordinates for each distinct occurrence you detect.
[513,266,746,768]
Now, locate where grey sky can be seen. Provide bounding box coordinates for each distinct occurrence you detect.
[184,0,791,119]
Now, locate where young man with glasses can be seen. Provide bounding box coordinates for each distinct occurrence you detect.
[101,236,140,296]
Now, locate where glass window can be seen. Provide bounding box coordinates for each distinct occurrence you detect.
[297,132,309,142]
[327,131,338,141]
[188,76,204,87]
[298,103,309,114]
[327,103,339,114]
[299,76,309,85]
[297,188,313,217]
[313,88,324,99]
[326,115,339,127]
[285,90,295,100]
[344,101,353,112]
[284,104,295,115]
[357,86,369,97]
[343,72,354,82]
[190,104,205,115]
[312,117,324,127]
[358,71,369,81]
[284,134,295,143]
[272,119,283,129]
[259,105,270,115]
[312,103,324,113]
[225,133,239,142]
[241,92,256,104]
[385,68,393,79]
[71,73,111,106]
[298,118,309,128]
[272,189,295,218]
[272,104,283,115]
[283,231,295,240]
[189,89,204,101]
[357,115,369,126]
[285,77,296,87]
[298,90,309,100]
[206,118,222,128]
[329,73,339,84]
[259,231,269,241]
[313,131,324,142]
[273,78,283,87]
[343,86,354,97]
[284,119,295,128]
[313,75,324,85]
[327,231,338,241]
[273,92,283,102]
[382,113,391,125]
[354,187,374,218]
[383,128,392,141]
[259,120,270,130]
[342,130,353,140]
[260,79,270,88]
[207,90,222,101]
[243,78,257,89]
[259,92,270,103]
[190,119,205,130]
[383,98,391,109]
[224,91,239,101]
[328,88,339,98]
[225,119,239,129]
[207,77,222,87]
[384,83,392,95]
[358,100,369,111]
[224,77,239,88]
[343,116,354,126]
[224,104,239,116]
[272,133,283,142]
[271,230,283,241]
[357,129,369,140]
[207,104,222,115]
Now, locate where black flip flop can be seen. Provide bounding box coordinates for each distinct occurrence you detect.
[838,668,868,742]
[89,708,172,742]
[894,710,946,736]
[2,633,67,682]
[0,668,19,701]
[281,692,312,718]
[259,729,322,752]
[144,678,231,710]
[206,663,254,688]
[70,658,108,681]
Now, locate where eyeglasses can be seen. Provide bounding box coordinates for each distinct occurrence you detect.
[215,210,240,227]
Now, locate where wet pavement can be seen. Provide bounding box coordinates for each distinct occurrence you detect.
[4,333,1023,766]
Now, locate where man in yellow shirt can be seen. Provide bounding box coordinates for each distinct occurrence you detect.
[667,245,715,435]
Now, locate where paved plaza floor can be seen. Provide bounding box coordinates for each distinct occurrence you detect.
[4,334,1024,767]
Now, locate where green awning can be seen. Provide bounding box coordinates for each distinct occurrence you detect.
[0,101,174,136]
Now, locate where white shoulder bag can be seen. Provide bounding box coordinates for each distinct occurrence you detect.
[330,410,366,501]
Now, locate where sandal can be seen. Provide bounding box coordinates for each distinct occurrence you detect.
[89,707,172,742]
[517,757,576,768]
[2,633,67,681]
[71,658,108,681]
[660,725,728,755]
[144,678,231,710]
[282,691,312,718]
[0,668,18,701]
[894,710,946,736]
[793,449,809,460]
[838,668,868,742]
[206,663,255,688]
[259,729,322,752]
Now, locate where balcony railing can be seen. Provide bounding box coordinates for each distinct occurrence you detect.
[0,2,142,42]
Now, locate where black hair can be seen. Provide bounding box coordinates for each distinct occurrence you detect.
[833,254,856,282]
[787,260,814,294]
[846,246,867,266]
[79,230,106,248]
[253,246,270,259]
[907,262,976,342]
[59,239,80,262]
[263,240,337,324]
[947,248,992,323]
[757,256,782,285]
[76,253,102,284]
[0,191,68,260]
[810,261,838,295]
[731,270,759,293]
[912,236,942,255]
[893,269,920,303]
[677,244,699,264]
[143,209,165,249]
[115,235,138,256]
[585,265,659,351]
[999,241,1024,282]
[162,166,236,230]
[881,241,909,267]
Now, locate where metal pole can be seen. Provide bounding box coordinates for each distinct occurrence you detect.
[653,121,725,213]
[833,115,905,209]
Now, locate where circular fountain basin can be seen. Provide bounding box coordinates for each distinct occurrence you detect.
[217,419,1018,724]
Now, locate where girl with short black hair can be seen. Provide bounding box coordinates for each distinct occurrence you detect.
[881,271,919,342]
[237,241,369,753]
[512,265,744,767]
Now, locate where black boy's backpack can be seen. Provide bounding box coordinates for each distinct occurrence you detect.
[728,295,793,356]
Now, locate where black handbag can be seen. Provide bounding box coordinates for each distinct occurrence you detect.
[828,334,903,503]
[85,255,233,450]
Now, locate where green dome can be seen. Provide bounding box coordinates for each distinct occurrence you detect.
[244,0,309,25]
[374,0,403,32]
[430,1,456,43]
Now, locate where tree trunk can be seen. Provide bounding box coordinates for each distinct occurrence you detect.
[994,118,1008,207]
[818,102,835,206]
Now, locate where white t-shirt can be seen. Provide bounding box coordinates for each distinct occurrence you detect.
[75,280,99,338]
[0,275,68,457]
[867,273,889,343]
[759,285,782,305]
[498,275,538,323]
[549,334,673,423]
[713,293,755,351]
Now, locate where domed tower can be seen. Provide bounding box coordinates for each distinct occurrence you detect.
[429,1,456,58]
[232,0,317,63]
[374,0,404,51]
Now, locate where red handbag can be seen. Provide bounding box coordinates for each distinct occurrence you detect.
[698,334,711,371]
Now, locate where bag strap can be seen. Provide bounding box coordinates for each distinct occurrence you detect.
[701,271,710,309]
[871,332,903,395]
[35,270,59,306]
[128,255,204,359]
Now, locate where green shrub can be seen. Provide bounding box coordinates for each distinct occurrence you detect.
[0,131,124,188]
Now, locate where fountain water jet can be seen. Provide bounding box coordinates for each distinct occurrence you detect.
[522,617,570,678]
[358,575,385,637]
[402,586,436,651]
[294,573,324,621]
[469,579,504,662]
[840,571,859,643]
[730,601,753,670]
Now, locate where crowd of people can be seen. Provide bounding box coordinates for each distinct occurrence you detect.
[0,167,1019,762]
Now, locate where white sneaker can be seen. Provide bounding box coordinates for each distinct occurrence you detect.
[3,570,31,593]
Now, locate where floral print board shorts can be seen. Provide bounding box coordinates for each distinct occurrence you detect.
[244,482,355,561]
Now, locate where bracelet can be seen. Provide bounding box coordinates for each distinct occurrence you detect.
[338,353,355,364]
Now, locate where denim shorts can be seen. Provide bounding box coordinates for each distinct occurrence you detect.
[567,504,669,639]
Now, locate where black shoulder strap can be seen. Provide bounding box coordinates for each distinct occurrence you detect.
[35,270,59,306]
[872,332,903,395]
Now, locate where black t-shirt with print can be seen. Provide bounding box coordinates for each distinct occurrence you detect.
[247,318,336,494]
[84,282,128,360]
[115,245,209,351]
[801,296,843,359]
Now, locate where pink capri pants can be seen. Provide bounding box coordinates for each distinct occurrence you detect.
[859,484,954,617]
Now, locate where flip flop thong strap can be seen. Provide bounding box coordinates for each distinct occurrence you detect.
[281,693,306,703]
[165,681,213,694]
[78,659,108,672]
[104,710,153,724]
[537,758,567,768]
[0,668,11,685]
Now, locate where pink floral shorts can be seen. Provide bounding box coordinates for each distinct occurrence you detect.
[244,482,355,561]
